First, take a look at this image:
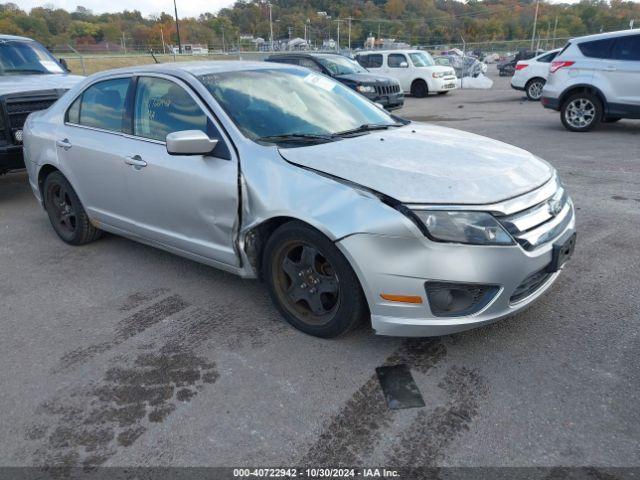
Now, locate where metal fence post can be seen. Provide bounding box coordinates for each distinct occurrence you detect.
[67,44,86,75]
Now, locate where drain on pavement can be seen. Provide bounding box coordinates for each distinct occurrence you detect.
[376,364,425,410]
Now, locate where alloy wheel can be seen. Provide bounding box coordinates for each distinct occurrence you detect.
[49,183,77,234]
[273,241,340,325]
[565,98,596,129]
[528,81,544,100]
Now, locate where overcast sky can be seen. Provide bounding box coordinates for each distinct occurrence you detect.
[15,0,640,18]
[17,0,236,18]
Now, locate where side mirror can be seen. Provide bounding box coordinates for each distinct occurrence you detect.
[166,130,218,156]
[59,58,70,72]
[399,61,409,68]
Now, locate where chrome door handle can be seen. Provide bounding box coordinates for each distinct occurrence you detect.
[56,138,72,150]
[124,155,147,168]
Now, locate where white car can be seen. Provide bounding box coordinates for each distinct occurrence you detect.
[510,49,561,101]
[356,50,457,97]
[542,29,640,131]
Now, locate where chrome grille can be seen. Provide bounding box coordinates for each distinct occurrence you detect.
[497,185,572,251]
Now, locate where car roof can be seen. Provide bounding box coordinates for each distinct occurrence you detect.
[88,60,294,79]
[0,34,36,42]
[357,50,422,55]
[571,28,639,43]
[267,52,347,59]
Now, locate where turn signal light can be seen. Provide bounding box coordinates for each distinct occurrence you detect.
[380,294,423,304]
[515,64,528,70]
[550,61,575,73]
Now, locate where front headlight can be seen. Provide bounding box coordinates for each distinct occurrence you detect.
[413,210,514,245]
[356,85,376,93]
[432,72,446,78]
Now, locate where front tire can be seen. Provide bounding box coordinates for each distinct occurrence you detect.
[561,92,602,132]
[411,80,428,98]
[525,78,545,101]
[43,171,102,245]
[263,221,367,338]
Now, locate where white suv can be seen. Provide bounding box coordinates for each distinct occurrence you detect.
[511,49,561,101]
[541,29,640,131]
[356,50,457,97]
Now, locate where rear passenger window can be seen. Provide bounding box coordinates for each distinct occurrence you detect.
[388,54,408,68]
[611,35,640,61]
[537,51,558,63]
[358,54,382,68]
[578,38,615,58]
[77,78,130,132]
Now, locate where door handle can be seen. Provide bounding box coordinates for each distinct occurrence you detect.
[56,138,72,150]
[124,155,147,168]
[604,66,617,71]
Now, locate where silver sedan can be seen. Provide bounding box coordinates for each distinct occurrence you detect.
[22,61,576,338]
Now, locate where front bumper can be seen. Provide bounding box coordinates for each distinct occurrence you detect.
[0,145,25,171]
[432,76,458,92]
[337,202,576,337]
[364,91,405,110]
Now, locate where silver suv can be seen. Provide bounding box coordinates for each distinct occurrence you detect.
[541,29,640,132]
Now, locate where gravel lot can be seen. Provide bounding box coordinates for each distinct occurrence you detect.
[1,70,638,471]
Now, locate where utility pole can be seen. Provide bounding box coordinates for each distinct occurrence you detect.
[173,0,182,54]
[552,16,558,49]
[347,17,352,51]
[121,32,126,54]
[222,26,226,52]
[531,0,539,51]
[545,21,551,49]
[268,3,274,51]
[160,26,166,54]
[336,20,340,52]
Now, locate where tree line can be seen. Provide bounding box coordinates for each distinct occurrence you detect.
[1,0,638,51]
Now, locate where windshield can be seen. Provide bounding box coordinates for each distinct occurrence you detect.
[409,51,435,67]
[199,68,398,145]
[316,56,367,75]
[0,40,64,75]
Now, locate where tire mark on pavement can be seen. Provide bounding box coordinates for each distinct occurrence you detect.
[302,339,447,465]
[386,365,488,468]
[119,288,171,311]
[53,294,189,372]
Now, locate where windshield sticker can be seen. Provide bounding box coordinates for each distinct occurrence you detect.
[39,60,64,73]
[303,73,335,92]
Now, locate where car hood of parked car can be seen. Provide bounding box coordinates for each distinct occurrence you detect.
[334,72,398,85]
[279,122,554,205]
[0,73,84,96]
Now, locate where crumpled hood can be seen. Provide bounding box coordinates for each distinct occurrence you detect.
[335,72,398,85]
[0,74,84,96]
[279,123,553,205]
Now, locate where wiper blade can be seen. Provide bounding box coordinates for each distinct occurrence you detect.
[258,133,338,144]
[336,123,403,136]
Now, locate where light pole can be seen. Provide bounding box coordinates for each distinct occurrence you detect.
[531,0,539,51]
[173,0,182,54]
[347,17,352,51]
[268,3,274,51]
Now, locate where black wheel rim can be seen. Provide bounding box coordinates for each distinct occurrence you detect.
[272,241,340,326]
[48,183,77,234]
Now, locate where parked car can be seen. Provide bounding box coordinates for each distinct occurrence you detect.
[438,54,487,79]
[355,50,457,97]
[511,49,561,101]
[0,34,84,175]
[542,29,640,132]
[265,52,404,110]
[497,51,538,77]
[23,62,576,338]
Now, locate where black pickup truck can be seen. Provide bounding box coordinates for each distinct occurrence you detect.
[265,52,404,110]
[0,34,83,174]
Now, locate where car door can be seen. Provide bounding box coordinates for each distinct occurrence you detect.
[57,76,136,231]
[608,34,640,110]
[121,74,239,267]
[387,53,412,91]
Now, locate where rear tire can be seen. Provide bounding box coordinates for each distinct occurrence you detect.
[525,78,545,101]
[411,80,428,98]
[561,92,602,132]
[263,221,367,338]
[43,171,102,245]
